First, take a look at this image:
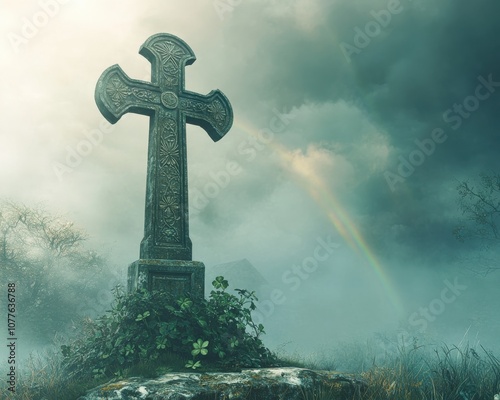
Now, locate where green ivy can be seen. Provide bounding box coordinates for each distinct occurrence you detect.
[61,277,275,380]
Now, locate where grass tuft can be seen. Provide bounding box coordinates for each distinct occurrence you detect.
[3,337,499,399]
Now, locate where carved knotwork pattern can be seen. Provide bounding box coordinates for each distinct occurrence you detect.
[106,76,131,107]
[153,41,185,88]
[156,116,182,244]
[180,99,206,112]
[208,100,227,126]
[180,99,227,129]
[154,41,184,68]
[131,88,159,103]
[106,76,159,108]
[99,36,232,256]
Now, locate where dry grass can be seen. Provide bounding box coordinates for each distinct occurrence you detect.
[2,338,499,400]
[1,346,102,400]
[359,342,500,400]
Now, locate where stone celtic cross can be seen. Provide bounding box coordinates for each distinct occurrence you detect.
[95,33,233,297]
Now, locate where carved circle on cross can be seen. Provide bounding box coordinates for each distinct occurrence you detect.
[161,91,179,109]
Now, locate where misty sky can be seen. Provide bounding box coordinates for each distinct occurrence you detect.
[1,0,499,356]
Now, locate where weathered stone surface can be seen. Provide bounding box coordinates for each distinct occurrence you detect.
[95,33,233,262]
[95,33,233,298]
[78,367,367,400]
[128,259,204,298]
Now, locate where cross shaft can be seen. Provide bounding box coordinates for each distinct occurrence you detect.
[95,33,233,261]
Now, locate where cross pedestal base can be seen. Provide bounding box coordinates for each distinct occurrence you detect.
[128,259,205,299]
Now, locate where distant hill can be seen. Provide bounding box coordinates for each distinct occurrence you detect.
[205,259,270,297]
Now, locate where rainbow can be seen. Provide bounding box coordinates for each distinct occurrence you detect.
[234,117,405,316]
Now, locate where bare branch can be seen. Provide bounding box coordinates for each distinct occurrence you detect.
[455,172,500,275]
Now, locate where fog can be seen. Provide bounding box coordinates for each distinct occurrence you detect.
[1,0,499,366]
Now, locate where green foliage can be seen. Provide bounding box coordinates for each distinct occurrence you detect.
[61,277,275,380]
[185,339,209,369]
[5,331,500,399]
[191,338,209,356]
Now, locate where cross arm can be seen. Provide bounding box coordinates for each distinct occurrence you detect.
[95,64,161,124]
[180,90,233,142]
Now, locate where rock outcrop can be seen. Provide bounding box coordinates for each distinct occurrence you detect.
[78,367,366,400]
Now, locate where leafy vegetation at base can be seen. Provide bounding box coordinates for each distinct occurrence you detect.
[3,332,500,399]
[61,276,276,380]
